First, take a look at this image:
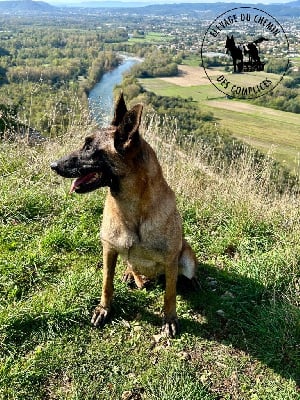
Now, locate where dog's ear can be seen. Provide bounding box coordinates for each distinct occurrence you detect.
[111,92,127,126]
[114,104,143,152]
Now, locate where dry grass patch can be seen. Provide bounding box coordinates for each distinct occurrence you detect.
[159,65,219,87]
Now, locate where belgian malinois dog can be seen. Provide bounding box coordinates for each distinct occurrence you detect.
[50,93,198,337]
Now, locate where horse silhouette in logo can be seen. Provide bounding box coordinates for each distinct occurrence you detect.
[226,35,269,73]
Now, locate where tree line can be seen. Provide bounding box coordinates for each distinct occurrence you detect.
[0,19,122,136]
[252,70,300,113]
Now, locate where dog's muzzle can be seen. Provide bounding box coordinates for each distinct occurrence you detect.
[50,162,58,171]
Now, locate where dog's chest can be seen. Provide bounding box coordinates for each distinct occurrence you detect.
[101,217,172,277]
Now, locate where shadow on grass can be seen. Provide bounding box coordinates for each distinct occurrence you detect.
[2,263,299,388]
[177,263,300,387]
[1,285,156,356]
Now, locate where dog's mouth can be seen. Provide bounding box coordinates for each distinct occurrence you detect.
[69,172,105,194]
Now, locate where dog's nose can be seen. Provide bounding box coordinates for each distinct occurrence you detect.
[50,161,58,171]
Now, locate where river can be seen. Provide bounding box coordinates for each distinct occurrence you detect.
[88,56,141,127]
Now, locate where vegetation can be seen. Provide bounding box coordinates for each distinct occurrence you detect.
[131,49,179,78]
[0,18,121,136]
[0,116,299,399]
[139,76,300,173]
[252,71,300,114]
[0,9,299,399]
[201,56,227,69]
[117,76,299,192]
[265,58,290,74]
[0,102,19,137]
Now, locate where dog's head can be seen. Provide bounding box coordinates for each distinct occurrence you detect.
[50,92,143,194]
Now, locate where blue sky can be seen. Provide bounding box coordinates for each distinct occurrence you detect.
[0,0,294,4]
[40,0,296,4]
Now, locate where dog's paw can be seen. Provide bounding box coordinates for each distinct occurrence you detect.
[122,270,150,289]
[122,271,135,285]
[91,305,110,328]
[161,317,179,338]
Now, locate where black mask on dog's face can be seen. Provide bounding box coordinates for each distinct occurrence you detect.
[50,93,143,194]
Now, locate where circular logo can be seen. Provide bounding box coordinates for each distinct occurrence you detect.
[201,7,290,99]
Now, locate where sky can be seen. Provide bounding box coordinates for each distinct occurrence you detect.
[0,0,294,4]
[45,0,295,4]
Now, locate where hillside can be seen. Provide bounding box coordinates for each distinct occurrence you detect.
[140,65,300,174]
[0,0,56,13]
[0,113,299,398]
[123,1,300,18]
[0,6,299,398]
[0,0,299,17]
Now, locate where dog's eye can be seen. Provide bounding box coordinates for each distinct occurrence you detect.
[84,137,94,151]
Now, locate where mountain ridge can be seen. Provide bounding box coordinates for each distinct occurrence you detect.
[0,0,299,17]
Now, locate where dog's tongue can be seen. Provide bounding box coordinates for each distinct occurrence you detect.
[69,172,98,194]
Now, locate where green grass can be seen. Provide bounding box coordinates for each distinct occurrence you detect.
[181,55,202,67]
[202,100,300,173]
[140,78,221,101]
[128,32,173,45]
[0,124,299,399]
[140,77,300,173]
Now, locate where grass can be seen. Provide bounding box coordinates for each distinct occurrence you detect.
[140,78,221,101]
[207,69,285,89]
[0,116,299,399]
[202,100,300,173]
[140,77,300,173]
[181,55,202,67]
[128,32,173,45]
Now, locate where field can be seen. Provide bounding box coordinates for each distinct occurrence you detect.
[0,115,299,399]
[128,32,173,44]
[140,65,300,173]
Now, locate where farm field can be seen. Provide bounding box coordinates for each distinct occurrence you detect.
[140,65,300,173]
[128,31,173,44]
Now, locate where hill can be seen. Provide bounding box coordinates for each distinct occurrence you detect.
[72,1,300,18]
[0,0,56,13]
[0,113,299,398]
[132,1,300,18]
[0,0,299,17]
[139,65,300,173]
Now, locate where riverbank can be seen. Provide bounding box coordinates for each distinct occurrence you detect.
[88,55,141,126]
[78,52,121,102]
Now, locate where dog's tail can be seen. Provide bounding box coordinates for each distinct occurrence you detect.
[178,238,198,280]
[253,37,269,44]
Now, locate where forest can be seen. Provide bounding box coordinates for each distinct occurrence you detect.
[0,15,182,137]
[0,18,128,135]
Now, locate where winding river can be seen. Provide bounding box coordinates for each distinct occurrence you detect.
[88,56,141,127]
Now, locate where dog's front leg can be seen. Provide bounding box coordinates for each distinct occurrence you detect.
[91,243,117,328]
[162,262,179,338]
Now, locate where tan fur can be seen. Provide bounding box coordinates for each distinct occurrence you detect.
[51,93,198,337]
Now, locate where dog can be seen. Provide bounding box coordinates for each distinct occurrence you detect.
[50,92,198,337]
